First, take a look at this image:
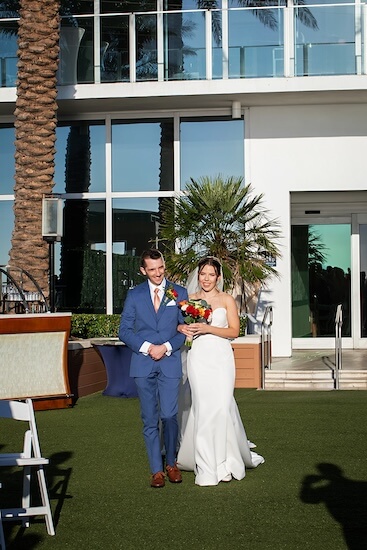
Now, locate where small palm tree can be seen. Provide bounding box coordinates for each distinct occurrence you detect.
[159,175,281,311]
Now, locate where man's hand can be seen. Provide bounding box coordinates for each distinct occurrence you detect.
[148,344,167,361]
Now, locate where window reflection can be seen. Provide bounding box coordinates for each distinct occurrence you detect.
[101,1,156,14]
[112,120,173,192]
[101,15,129,82]
[292,224,351,338]
[54,122,106,193]
[295,4,355,76]
[228,6,284,78]
[112,197,170,313]
[0,126,15,194]
[165,11,205,80]
[0,201,13,266]
[136,13,157,81]
[0,22,18,86]
[180,118,244,189]
[59,199,106,313]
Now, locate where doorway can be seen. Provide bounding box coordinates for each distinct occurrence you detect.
[291,223,351,342]
[290,190,367,350]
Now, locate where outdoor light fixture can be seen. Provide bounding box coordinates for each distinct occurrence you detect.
[42,196,63,242]
[231,101,242,119]
[42,195,63,313]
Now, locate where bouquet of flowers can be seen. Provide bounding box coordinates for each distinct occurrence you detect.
[178,299,212,348]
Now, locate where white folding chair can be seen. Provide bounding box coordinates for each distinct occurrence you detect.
[0,483,5,549]
[0,399,55,536]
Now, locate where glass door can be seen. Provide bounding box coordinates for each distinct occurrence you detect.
[292,223,351,344]
[356,215,367,347]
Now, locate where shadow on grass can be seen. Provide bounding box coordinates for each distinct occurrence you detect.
[1,450,73,548]
[300,462,367,550]
[48,451,73,527]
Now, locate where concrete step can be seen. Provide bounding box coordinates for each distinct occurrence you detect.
[264,369,367,390]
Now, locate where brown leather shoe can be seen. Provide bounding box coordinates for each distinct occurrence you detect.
[151,471,165,488]
[166,463,182,483]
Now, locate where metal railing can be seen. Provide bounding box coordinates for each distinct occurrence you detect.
[261,306,273,390]
[335,303,343,390]
[0,265,49,314]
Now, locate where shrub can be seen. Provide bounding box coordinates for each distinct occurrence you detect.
[70,313,247,339]
[70,314,120,339]
[239,315,247,337]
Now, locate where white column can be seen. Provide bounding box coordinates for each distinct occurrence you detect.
[284,0,294,77]
[129,13,136,83]
[205,8,212,80]
[105,116,113,315]
[157,0,164,81]
[222,0,229,80]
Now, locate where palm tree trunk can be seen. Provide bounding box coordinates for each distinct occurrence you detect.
[9,0,60,296]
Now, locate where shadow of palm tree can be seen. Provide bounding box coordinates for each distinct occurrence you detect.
[300,463,367,549]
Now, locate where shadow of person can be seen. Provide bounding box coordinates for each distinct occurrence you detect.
[300,463,367,549]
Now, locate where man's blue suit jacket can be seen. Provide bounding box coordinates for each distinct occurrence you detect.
[119,280,188,378]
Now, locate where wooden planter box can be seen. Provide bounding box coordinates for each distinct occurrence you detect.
[231,336,262,389]
[68,340,107,404]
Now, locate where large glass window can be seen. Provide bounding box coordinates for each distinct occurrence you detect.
[54,122,106,194]
[136,13,157,81]
[60,1,93,15]
[59,199,106,313]
[359,225,367,337]
[292,224,351,338]
[0,126,15,194]
[112,197,168,313]
[112,119,174,192]
[0,20,18,86]
[101,1,156,14]
[228,4,284,78]
[180,117,244,188]
[101,14,129,82]
[0,201,13,267]
[295,1,355,76]
[164,9,206,80]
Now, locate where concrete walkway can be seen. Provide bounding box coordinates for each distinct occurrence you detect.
[271,349,367,371]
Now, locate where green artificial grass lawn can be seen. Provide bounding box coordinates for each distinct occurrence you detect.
[1,389,366,550]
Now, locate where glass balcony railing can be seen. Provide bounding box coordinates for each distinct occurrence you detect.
[0,3,366,87]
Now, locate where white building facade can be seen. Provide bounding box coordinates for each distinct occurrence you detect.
[1,0,367,357]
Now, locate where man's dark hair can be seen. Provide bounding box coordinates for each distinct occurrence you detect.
[140,249,164,268]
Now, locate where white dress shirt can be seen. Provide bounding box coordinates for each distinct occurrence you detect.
[139,279,172,356]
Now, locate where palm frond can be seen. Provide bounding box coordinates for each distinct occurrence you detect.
[159,175,281,300]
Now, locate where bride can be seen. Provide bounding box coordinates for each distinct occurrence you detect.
[176,256,264,486]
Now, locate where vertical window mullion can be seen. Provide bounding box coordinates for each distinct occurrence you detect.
[105,116,113,314]
[206,9,212,80]
[285,0,294,78]
[129,13,136,83]
[157,0,164,81]
[222,0,228,79]
[94,0,101,83]
[174,113,180,193]
[355,0,362,75]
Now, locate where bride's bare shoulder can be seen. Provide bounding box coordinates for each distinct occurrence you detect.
[188,292,200,300]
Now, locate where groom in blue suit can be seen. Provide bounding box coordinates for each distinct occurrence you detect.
[119,249,188,488]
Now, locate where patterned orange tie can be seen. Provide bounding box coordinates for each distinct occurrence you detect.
[154,288,161,312]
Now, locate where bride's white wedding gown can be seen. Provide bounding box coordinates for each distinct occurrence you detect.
[176,307,264,486]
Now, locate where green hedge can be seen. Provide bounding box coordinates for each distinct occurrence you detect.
[71,314,121,339]
[71,313,248,339]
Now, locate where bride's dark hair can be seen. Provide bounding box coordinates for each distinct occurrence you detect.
[198,257,222,278]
